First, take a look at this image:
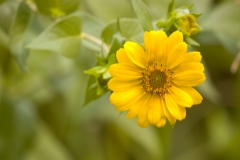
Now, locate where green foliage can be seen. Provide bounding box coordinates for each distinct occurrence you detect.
[0,94,36,160]
[84,34,124,105]
[35,0,79,18]
[84,0,134,22]
[167,0,175,19]
[102,18,142,45]
[131,0,153,31]
[27,15,81,58]
[9,1,33,71]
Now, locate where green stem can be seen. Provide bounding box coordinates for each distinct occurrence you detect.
[81,32,109,56]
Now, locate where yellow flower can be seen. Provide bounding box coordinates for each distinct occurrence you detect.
[108,30,205,128]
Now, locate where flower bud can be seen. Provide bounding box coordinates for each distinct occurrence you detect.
[174,14,200,36]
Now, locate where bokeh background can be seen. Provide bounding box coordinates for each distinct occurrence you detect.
[1,0,240,159]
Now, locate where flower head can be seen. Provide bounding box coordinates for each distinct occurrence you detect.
[108,30,205,128]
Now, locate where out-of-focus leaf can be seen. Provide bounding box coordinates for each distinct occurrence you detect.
[25,122,71,160]
[0,28,10,70]
[35,0,79,18]
[78,12,104,38]
[102,18,142,45]
[107,35,125,59]
[0,94,36,160]
[9,1,33,71]
[202,1,240,55]
[0,0,17,33]
[27,15,81,58]
[131,0,153,31]
[167,0,175,19]
[0,27,8,52]
[84,0,134,22]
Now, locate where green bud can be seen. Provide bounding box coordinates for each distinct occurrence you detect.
[174,14,200,36]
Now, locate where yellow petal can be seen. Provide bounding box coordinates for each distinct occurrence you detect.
[180,107,186,120]
[174,63,204,73]
[161,98,176,125]
[183,51,202,63]
[167,42,187,69]
[116,48,139,69]
[156,118,167,128]
[124,42,146,68]
[147,94,161,125]
[144,30,168,63]
[165,94,186,120]
[180,87,203,105]
[137,94,151,128]
[108,64,142,81]
[110,86,142,107]
[125,93,148,118]
[168,31,183,49]
[108,78,141,92]
[169,86,193,108]
[172,71,206,86]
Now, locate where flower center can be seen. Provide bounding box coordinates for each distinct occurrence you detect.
[141,63,172,96]
[149,70,166,89]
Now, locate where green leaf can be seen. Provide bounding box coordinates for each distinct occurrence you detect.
[27,15,81,58]
[0,1,18,34]
[84,75,108,106]
[84,0,134,22]
[0,28,9,69]
[96,54,106,66]
[0,94,36,160]
[84,66,107,78]
[96,76,108,95]
[131,0,153,31]
[167,0,175,19]
[35,0,79,18]
[166,16,176,30]
[102,18,142,45]
[107,54,117,67]
[78,12,104,38]
[9,1,33,71]
[0,27,8,49]
[107,35,125,59]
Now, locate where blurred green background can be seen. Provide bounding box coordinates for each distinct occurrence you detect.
[1,0,240,160]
